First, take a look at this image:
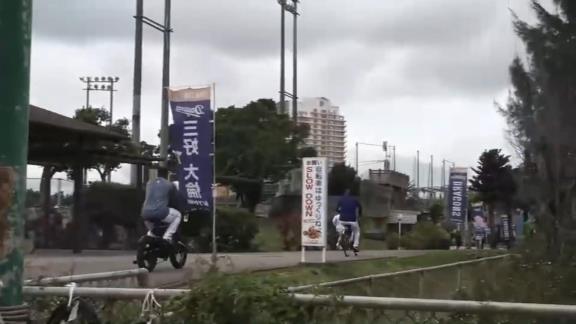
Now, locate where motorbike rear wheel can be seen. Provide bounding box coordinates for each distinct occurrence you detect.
[169,241,188,269]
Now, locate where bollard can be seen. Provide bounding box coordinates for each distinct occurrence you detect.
[456,265,462,291]
[418,272,425,299]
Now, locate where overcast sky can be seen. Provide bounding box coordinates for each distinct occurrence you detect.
[27,0,547,189]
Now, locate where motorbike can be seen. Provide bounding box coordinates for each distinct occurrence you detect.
[134,220,188,272]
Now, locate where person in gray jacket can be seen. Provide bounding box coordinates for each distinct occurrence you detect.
[141,167,182,242]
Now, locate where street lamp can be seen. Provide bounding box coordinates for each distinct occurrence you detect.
[278,0,300,121]
[79,76,120,126]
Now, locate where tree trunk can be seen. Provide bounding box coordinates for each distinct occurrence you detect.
[39,166,55,248]
[71,166,84,254]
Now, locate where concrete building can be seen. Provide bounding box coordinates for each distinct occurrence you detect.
[296,97,346,167]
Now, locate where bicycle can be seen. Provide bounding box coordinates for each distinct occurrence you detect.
[134,220,188,272]
[339,224,357,257]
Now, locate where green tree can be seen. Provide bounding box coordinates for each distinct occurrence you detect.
[499,0,576,256]
[73,106,111,125]
[328,163,360,196]
[73,108,131,181]
[429,202,444,224]
[469,149,517,231]
[215,99,309,211]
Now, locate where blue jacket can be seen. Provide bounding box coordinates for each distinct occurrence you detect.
[337,195,362,222]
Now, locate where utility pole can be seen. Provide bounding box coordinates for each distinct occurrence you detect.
[355,142,359,173]
[291,0,299,121]
[0,0,31,318]
[279,0,286,114]
[416,150,420,191]
[131,0,144,187]
[430,154,434,200]
[392,146,396,171]
[159,0,172,166]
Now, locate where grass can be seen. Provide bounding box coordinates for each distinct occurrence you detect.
[250,250,501,288]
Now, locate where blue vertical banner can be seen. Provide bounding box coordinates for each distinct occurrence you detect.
[448,167,468,224]
[168,87,213,211]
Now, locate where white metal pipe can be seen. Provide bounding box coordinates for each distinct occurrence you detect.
[287,254,510,292]
[292,294,576,318]
[22,286,576,318]
[23,286,187,300]
[25,268,148,286]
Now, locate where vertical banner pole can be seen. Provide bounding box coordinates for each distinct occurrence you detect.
[211,83,217,266]
[301,157,328,264]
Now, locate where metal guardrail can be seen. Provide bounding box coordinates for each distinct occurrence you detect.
[292,294,576,318]
[22,286,576,319]
[24,268,149,286]
[287,254,510,292]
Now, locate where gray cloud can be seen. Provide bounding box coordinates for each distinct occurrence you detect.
[28,0,539,183]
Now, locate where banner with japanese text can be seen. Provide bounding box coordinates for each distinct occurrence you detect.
[448,167,468,224]
[301,157,328,247]
[169,87,213,211]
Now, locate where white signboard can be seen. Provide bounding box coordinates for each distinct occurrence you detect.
[301,157,328,248]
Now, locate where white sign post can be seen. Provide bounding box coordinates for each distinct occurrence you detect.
[301,157,328,263]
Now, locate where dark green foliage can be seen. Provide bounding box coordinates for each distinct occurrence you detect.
[215,99,309,211]
[268,195,300,251]
[386,232,400,250]
[400,222,451,250]
[469,149,516,231]
[79,182,144,249]
[500,0,576,257]
[73,107,133,181]
[328,163,360,196]
[166,274,308,324]
[429,202,444,224]
[183,207,259,252]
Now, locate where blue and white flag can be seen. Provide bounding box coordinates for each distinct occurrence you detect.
[169,87,213,211]
[448,167,468,224]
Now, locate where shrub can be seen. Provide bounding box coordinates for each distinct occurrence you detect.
[400,222,450,250]
[78,182,145,249]
[269,195,301,251]
[166,274,309,324]
[386,232,400,250]
[185,207,259,253]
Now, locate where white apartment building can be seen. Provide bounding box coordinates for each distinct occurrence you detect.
[296,97,346,167]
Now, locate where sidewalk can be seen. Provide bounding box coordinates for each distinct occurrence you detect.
[25,250,430,288]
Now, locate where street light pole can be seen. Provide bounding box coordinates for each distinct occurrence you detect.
[159,0,172,166]
[279,0,286,114]
[0,0,31,314]
[131,0,144,187]
[292,0,299,121]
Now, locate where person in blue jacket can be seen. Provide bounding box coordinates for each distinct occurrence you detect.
[336,189,362,253]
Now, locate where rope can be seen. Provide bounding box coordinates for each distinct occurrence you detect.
[66,282,77,307]
[140,290,161,323]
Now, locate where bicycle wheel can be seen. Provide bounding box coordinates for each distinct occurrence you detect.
[136,242,158,272]
[339,232,349,257]
[46,299,101,324]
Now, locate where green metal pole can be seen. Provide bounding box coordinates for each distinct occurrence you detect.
[0,0,33,307]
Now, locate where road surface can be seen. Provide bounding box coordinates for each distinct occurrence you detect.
[25,250,431,288]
